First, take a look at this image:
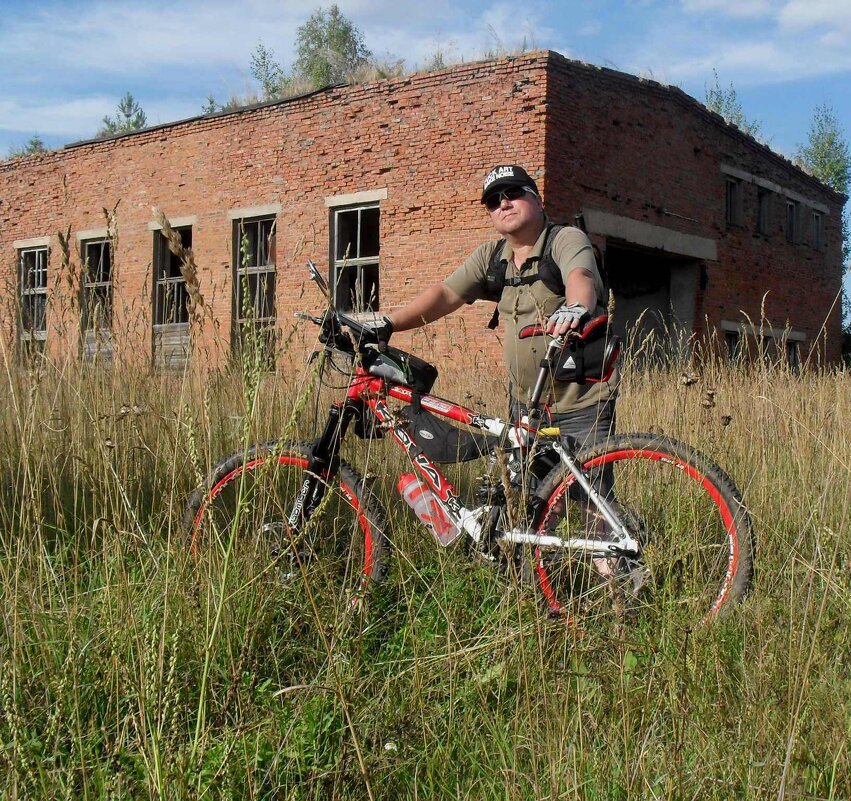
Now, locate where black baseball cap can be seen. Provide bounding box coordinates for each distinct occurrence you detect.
[481,164,539,202]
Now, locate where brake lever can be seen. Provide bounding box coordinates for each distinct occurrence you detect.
[294,311,324,325]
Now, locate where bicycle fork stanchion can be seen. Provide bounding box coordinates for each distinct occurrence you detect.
[286,403,350,531]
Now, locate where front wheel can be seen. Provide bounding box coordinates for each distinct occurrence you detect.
[532,433,754,626]
[184,441,389,610]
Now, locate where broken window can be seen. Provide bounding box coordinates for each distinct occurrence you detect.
[153,226,191,369]
[725,177,743,226]
[756,188,772,235]
[785,200,799,243]
[811,211,824,250]
[19,246,48,355]
[233,216,277,367]
[82,239,113,330]
[332,203,380,312]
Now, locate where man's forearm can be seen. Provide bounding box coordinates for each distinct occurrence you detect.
[388,282,466,332]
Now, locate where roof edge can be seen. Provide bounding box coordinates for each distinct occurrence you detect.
[542,50,847,205]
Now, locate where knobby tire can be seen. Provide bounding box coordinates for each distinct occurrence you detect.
[532,432,754,626]
[184,441,389,605]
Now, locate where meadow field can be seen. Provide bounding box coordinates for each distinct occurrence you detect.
[1,336,849,800]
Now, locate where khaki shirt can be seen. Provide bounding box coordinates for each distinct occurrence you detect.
[444,225,619,413]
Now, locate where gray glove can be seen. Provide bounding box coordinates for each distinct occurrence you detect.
[547,303,590,334]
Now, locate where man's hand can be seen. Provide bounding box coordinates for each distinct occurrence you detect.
[546,303,590,337]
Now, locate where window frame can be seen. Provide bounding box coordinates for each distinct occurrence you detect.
[18,245,49,353]
[152,225,192,369]
[811,210,824,250]
[232,214,277,365]
[330,201,381,313]
[724,329,741,361]
[81,237,113,332]
[725,177,744,227]
[785,199,799,244]
[153,226,192,328]
[756,188,772,236]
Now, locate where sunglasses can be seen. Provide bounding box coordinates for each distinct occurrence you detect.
[483,185,533,211]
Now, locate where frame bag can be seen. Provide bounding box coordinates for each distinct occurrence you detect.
[550,315,620,384]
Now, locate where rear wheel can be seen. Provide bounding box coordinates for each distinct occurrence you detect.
[531,433,753,626]
[184,441,389,611]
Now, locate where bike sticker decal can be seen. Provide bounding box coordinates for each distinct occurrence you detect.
[444,494,462,515]
[423,397,454,414]
[414,454,442,489]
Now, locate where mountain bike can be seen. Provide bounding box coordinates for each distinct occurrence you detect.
[184,262,753,626]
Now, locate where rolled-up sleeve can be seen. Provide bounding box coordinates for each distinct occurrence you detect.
[443,242,499,304]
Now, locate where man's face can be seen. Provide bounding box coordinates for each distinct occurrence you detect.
[486,188,544,237]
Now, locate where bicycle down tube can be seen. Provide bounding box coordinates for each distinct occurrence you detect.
[342,372,642,558]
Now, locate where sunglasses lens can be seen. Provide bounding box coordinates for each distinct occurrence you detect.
[484,186,527,211]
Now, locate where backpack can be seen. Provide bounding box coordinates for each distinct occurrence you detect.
[483,215,606,330]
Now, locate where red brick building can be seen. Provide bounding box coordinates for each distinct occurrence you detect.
[1,51,845,370]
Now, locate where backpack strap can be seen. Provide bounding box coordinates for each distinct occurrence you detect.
[484,223,566,330]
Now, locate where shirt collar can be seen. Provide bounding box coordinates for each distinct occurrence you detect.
[499,216,550,268]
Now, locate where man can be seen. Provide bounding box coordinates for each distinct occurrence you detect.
[384,164,618,453]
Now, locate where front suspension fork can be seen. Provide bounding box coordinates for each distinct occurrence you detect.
[286,403,353,531]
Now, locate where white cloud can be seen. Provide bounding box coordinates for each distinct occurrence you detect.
[0,95,200,139]
[0,0,304,76]
[630,0,851,88]
[0,98,114,137]
[778,0,851,32]
[681,0,773,18]
[578,21,602,37]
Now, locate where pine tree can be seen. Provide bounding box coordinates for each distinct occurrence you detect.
[8,135,47,158]
[98,92,148,137]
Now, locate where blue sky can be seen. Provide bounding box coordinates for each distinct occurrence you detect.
[1,0,849,162]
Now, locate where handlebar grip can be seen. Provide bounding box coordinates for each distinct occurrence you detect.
[518,324,546,339]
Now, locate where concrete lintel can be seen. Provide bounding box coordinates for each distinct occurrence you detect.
[583,208,718,261]
[720,164,830,214]
[228,203,282,220]
[76,228,109,241]
[13,236,51,249]
[325,188,388,208]
[721,318,806,341]
[148,215,197,231]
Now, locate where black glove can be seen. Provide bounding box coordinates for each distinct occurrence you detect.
[359,315,394,347]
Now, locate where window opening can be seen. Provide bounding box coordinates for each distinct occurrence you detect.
[811,211,823,250]
[82,239,113,330]
[725,177,743,226]
[154,227,191,326]
[724,329,741,361]
[153,226,191,369]
[19,246,48,354]
[757,188,771,235]
[332,203,380,312]
[233,216,277,367]
[785,200,799,243]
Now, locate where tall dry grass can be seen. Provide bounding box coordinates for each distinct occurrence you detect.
[0,329,849,799]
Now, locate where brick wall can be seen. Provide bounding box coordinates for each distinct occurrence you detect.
[0,55,550,373]
[0,51,845,374]
[543,52,845,362]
